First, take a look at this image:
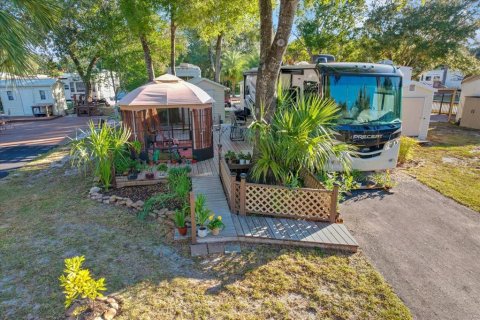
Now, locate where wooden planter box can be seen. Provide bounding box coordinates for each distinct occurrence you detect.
[219,157,338,222]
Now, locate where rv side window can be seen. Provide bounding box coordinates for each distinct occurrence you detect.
[64,85,69,90]
[39,90,46,100]
[70,82,75,92]
[76,82,85,92]
[7,91,14,100]
[425,76,431,81]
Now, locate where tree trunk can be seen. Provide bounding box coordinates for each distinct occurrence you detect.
[140,34,155,82]
[69,50,99,102]
[170,10,177,76]
[255,0,299,120]
[214,33,223,83]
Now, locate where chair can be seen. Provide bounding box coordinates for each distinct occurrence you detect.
[230,113,245,141]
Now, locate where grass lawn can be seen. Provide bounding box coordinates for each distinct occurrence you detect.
[0,148,411,320]
[405,122,480,212]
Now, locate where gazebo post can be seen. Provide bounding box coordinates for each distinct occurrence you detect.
[132,110,137,140]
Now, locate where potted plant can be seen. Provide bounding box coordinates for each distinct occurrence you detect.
[157,163,168,177]
[174,209,187,236]
[225,151,236,165]
[195,194,212,238]
[245,152,252,165]
[127,161,140,180]
[145,167,155,179]
[207,214,224,236]
[191,156,197,164]
[238,152,246,165]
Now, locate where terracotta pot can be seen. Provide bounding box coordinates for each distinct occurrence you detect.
[211,228,220,236]
[198,227,208,238]
[145,172,154,179]
[177,226,187,236]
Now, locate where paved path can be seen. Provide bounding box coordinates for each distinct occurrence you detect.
[341,173,480,320]
[0,116,103,173]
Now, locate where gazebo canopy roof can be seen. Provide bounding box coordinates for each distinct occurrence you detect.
[119,74,214,111]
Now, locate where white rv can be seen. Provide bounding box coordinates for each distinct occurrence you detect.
[58,70,119,104]
[419,68,464,89]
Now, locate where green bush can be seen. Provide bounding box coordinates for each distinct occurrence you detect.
[70,121,131,190]
[249,87,351,185]
[59,256,106,308]
[398,136,418,164]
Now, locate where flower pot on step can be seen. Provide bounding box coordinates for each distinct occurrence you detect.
[198,227,208,238]
[177,226,188,236]
[211,228,220,236]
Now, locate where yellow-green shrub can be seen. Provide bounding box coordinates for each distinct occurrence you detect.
[59,256,107,308]
[398,136,418,164]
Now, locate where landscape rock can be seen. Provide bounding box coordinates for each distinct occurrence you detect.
[89,187,101,194]
[109,196,116,202]
[134,200,144,207]
[103,308,117,320]
[126,199,133,207]
[103,200,110,204]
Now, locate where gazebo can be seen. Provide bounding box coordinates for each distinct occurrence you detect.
[118,74,215,161]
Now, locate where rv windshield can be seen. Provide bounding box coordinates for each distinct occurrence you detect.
[325,74,402,125]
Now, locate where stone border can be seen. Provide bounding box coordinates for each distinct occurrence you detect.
[87,187,176,222]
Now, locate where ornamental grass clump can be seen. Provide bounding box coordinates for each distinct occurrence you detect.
[398,136,418,164]
[249,87,351,185]
[70,121,131,190]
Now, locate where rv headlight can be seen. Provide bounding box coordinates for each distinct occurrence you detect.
[384,139,399,150]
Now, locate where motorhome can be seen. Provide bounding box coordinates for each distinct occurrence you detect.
[58,70,118,104]
[241,60,403,171]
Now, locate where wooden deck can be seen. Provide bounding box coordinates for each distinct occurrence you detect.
[188,126,251,177]
[186,165,359,253]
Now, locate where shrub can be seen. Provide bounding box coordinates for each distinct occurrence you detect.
[249,90,351,185]
[371,170,397,189]
[398,136,418,164]
[70,121,131,190]
[59,256,106,308]
[157,163,168,172]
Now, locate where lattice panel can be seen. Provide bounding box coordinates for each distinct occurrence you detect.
[245,184,332,221]
[234,182,241,213]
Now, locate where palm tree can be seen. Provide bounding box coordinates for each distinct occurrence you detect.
[249,88,351,185]
[0,0,59,76]
[221,50,245,94]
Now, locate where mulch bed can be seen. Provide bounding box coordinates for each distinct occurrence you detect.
[103,184,169,202]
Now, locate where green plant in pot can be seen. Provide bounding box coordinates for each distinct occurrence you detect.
[238,152,246,165]
[207,214,224,236]
[195,194,212,238]
[224,150,236,164]
[157,163,168,177]
[245,152,252,165]
[174,209,187,236]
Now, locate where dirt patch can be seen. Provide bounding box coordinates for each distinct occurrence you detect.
[103,184,169,202]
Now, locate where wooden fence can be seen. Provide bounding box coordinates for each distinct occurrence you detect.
[219,156,338,222]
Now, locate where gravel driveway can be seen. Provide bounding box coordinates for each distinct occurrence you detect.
[341,173,480,320]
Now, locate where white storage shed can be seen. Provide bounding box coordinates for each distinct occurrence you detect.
[188,77,226,123]
[400,66,437,140]
[456,75,480,129]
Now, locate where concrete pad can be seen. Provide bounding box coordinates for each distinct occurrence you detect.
[207,243,225,254]
[190,244,208,257]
